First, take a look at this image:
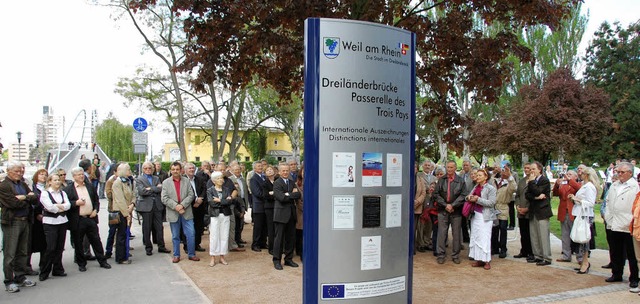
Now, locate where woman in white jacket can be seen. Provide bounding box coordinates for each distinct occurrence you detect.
[569,167,600,274]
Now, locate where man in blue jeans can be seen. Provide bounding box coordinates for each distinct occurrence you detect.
[161,162,199,263]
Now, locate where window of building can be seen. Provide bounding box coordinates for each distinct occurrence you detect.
[195,156,200,162]
[195,135,201,145]
[245,156,250,161]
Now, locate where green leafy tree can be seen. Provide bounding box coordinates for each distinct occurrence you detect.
[245,128,267,161]
[94,114,136,161]
[583,20,640,161]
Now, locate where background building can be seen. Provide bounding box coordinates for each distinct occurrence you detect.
[36,106,65,146]
[162,126,300,163]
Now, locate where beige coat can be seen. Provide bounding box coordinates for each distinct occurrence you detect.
[495,177,517,220]
[414,174,427,214]
[111,178,135,217]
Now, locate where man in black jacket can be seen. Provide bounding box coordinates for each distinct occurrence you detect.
[434,160,469,265]
[65,167,111,272]
[271,164,301,270]
[249,161,267,252]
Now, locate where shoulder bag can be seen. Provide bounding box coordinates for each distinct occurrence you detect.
[570,206,591,244]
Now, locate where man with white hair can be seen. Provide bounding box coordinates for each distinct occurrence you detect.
[0,161,38,292]
[604,162,639,291]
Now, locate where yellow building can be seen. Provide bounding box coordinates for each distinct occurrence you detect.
[162,126,300,163]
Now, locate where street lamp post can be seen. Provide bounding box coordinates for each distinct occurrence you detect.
[16,131,22,162]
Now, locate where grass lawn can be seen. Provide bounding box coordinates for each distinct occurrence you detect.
[549,197,608,250]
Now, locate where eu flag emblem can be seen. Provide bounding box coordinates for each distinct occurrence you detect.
[322,284,345,299]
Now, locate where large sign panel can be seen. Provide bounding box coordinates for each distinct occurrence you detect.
[304,18,416,303]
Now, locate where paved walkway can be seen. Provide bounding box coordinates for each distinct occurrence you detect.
[2,202,640,303]
[0,198,208,303]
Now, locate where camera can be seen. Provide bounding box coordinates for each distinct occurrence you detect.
[559,173,565,178]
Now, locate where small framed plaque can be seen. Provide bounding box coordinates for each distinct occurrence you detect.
[362,195,381,228]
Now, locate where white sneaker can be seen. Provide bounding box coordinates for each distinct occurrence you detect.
[5,283,19,293]
[630,287,640,293]
[19,279,36,287]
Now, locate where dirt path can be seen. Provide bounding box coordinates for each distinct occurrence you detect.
[168,223,629,303]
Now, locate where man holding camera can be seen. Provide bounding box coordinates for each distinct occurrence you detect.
[552,170,581,262]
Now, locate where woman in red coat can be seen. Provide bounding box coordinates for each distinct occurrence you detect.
[552,170,581,263]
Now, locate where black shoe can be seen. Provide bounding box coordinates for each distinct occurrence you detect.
[79,266,87,272]
[39,274,49,281]
[528,258,542,263]
[507,226,515,231]
[195,246,206,252]
[268,250,273,255]
[26,269,39,276]
[605,276,623,283]
[104,253,112,259]
[251,247,261,252]
[274,261,283,270]
[284,260,299,267]
[52,272,67,277]
[146,251,153,256]
[260,245,268,249]
[129,234,136,239]
[630,281,639,288]
[499,252,507,259]
[237,243,245,248]
[239,240,247,245]
[85,255,97,261]
[602,263,612,269]
[577,263,591,274]
[99,262,112,269]
[536,260,551,266]
[513,253,526,258]
[417,247,427,253]
[158,248,171,254]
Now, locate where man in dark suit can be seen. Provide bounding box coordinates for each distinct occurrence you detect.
[154,161,169,183]
[514,163,534,260]
[185,163,207,252]
[249,161,268,252]
[272,164,301,270]
[64,167,111,272]
[434,160,469,265]
[136,161,170,255]
[525,161,553,266]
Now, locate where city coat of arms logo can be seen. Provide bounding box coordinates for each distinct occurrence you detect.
[323,37,340,59]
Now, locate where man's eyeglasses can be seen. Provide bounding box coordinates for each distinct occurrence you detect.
[616,170,630,174]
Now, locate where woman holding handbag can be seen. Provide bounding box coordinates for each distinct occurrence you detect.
[468,169,497,270]
[568,167,600,274]
[207,171,236,267]
[111,163,136,265]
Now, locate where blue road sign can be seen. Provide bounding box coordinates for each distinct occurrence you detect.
[133,117,148,132]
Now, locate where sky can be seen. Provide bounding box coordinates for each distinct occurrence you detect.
[0,0,638,156]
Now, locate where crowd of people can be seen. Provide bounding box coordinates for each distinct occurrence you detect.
[414,159,640,296]
[0,156,303,293]
[5,153,640,297]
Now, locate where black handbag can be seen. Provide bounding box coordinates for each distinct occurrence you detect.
[108,211,120,225]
